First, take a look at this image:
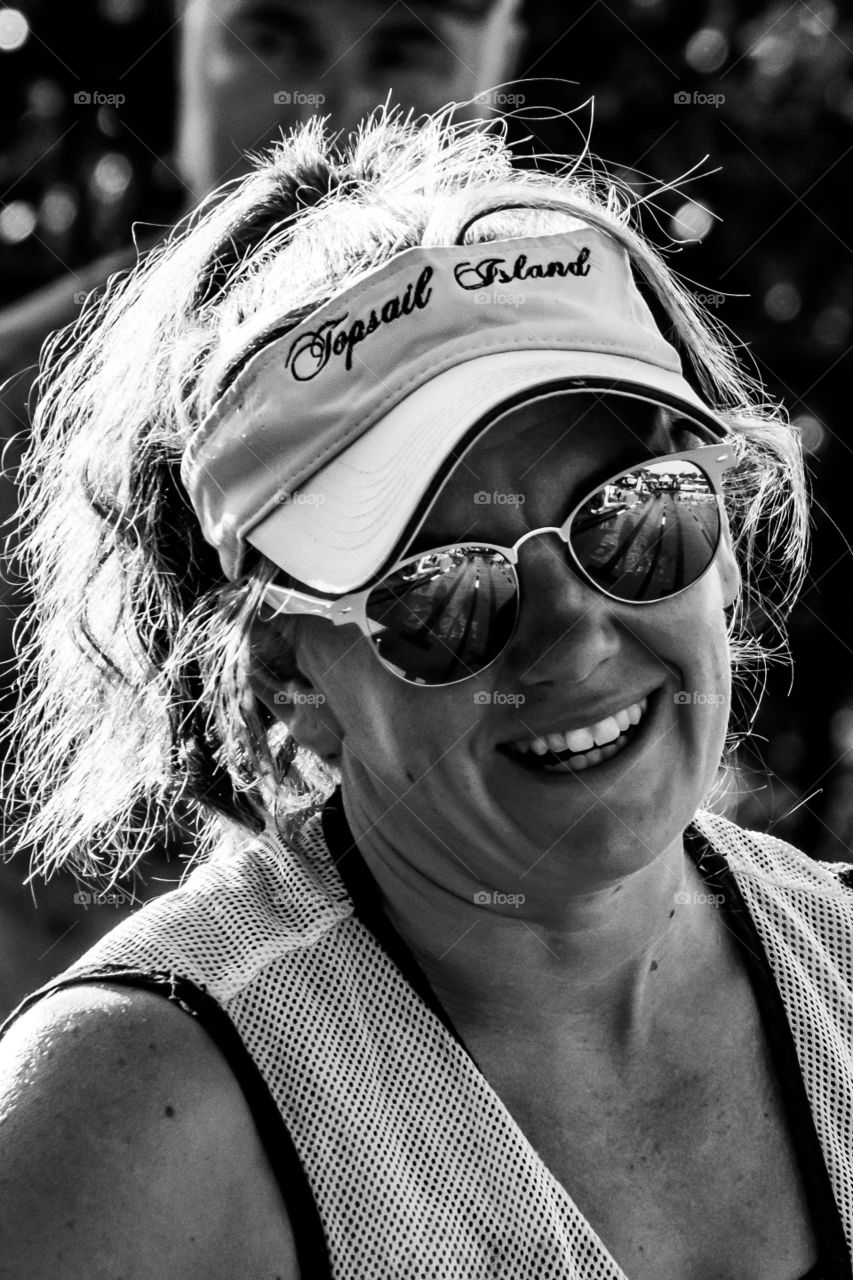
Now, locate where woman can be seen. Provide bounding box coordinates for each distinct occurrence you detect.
[1,108,851,1280]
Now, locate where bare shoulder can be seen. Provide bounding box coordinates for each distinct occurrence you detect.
[0,982,301,1280]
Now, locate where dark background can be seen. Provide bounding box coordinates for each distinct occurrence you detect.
[0,0,851,1013]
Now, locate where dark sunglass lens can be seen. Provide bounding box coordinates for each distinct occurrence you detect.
[570,460,721,602]
[365,548,517,684]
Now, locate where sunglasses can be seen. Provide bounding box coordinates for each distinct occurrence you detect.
[261,444,736,687]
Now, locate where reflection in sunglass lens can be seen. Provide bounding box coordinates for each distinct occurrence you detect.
[365,548,517,684]
[570,460,721,602]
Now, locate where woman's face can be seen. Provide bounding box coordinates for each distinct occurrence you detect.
[285,392,740,894]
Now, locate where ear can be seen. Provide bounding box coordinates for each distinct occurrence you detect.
[249,622,344,764]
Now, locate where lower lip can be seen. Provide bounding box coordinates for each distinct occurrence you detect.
[497,693,658,781]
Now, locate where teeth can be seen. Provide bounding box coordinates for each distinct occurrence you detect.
[510,697,648,757]
[564,726,595,753]
[590,715,621,747]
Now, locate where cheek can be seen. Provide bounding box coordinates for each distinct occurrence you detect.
[187,28,291,143]
[667,594,733,765]
[298,625,417,751]
[306,626,481,775]
[664,575,733,677]
[697,586,734,688]
[625,587,732,744]
[205,67,283,137]
[438,20,493,74]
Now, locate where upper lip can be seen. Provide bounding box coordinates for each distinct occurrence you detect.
[498,688,659,746]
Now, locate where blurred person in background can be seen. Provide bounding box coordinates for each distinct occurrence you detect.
[0,0,526,1020]
[1,0,524,375]
[176,0,525,199]
[0,0,525,469]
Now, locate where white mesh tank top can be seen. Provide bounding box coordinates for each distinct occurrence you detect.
[4,793,853,1279]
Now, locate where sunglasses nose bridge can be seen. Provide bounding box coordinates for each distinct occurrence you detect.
[509,525,567,560]
[503,526,585,617]
[510,524,612,618]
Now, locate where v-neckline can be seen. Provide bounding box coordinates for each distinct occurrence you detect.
[318,791,638,1277]
[317,790,849,1280]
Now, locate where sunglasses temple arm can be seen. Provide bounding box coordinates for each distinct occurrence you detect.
[260,583,341,621]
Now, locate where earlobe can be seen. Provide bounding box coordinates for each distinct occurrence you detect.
[249,666,343,764]
[281,683,344,764]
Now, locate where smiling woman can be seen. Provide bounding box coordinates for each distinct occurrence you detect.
[0,107,850,1280]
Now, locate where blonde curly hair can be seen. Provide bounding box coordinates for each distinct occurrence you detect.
[2,104,808,884]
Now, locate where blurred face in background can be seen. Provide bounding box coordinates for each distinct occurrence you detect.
[176,0,525,200]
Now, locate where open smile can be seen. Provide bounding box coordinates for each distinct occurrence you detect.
[497,690,660,777]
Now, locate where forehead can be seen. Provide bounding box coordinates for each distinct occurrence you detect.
[199,0,499,20]
[463,392,701,471]
[413,392,707,544]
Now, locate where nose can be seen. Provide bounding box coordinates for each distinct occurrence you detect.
[311,35,399,133]
[502,535,623,688]
[322,77,397,133]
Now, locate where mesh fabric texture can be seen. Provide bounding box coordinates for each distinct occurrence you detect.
[9,805,853,1279]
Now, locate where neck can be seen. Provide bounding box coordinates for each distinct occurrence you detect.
[334,786,730,1059]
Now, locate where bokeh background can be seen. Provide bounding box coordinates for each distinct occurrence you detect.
[0,0,851,1018]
